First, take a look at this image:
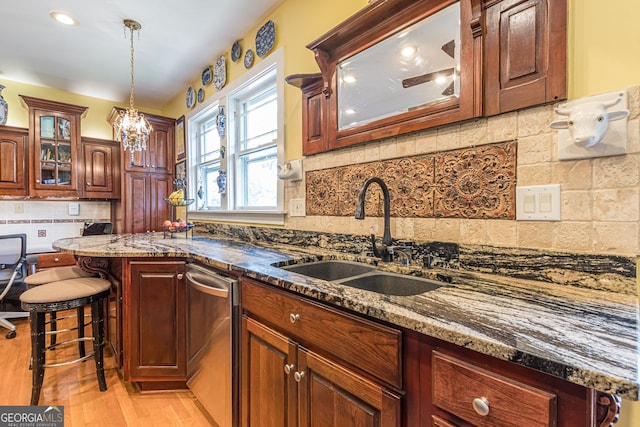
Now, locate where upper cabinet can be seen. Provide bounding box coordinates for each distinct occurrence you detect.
[21,96,88,197]
[0,126,28,196]
[82,137,120,199]
[109,108,175,175]
[483,0,567,115]
[294,0,566,155]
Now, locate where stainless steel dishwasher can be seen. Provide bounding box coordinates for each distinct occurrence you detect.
[186,263,239,427]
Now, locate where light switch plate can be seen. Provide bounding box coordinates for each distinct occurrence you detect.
[516,185,561,221]
[289,198,306,217]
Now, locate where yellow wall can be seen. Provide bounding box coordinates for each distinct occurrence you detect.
[0,81,163,140]
[568,0,640,98]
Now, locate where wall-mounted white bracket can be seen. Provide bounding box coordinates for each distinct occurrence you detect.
[554,90,629,161]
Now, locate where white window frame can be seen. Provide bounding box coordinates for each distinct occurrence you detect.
[186,47,285,225]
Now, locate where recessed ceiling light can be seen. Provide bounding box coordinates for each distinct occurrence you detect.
[49,11,78,26]
[435,75,448,84]
[345,108,356,115]
[400,46,417,58]
[342,75,357,84]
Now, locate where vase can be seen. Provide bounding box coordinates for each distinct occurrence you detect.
[217,170,227,194]
[216,107,226,137]
[0,84,7,126]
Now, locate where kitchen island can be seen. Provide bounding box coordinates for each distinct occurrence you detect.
[53,232,639,425]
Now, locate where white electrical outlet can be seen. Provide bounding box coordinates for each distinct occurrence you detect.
[289,198,306,217]
[68,202,80,216]
[14,203,24,214]
[516,185,561,221]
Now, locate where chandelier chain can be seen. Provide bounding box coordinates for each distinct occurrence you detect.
[129,24,135,108]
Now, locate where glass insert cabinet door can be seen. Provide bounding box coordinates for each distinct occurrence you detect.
[35,112,75,188]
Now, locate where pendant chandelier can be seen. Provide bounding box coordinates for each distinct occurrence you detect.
[113,19,152,165]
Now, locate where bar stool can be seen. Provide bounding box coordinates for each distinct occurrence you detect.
[20,277,110,405]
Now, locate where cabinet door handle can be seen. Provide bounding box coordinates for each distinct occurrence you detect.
[283,364,295,375]
[289,313,300,323]
[87,182,92,186]
[176,273,184,280]
[294,371,305,382]
[54,257,59,263]
[36,179,40,183]
[472,397,490,416]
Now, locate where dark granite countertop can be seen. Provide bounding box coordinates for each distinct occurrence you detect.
[52,233,640,400]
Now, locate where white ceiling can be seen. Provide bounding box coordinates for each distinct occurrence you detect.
[0,0,284,109]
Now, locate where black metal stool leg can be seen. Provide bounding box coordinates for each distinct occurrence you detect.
[77,306,86,358]
[30,312,46,406]
[91,299,107,392]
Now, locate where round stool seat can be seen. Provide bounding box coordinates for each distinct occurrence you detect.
[20,277,110,305]
[25,266,96,286]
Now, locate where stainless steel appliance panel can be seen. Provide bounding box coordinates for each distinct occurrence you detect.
[186,263,238,427]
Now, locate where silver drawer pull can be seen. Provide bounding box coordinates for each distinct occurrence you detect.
[289,313,300,323]
[176,273,184,280]
[283,364,295,375]
[54,257,59,263]
[294,371,305,382]
[472,397,490,416]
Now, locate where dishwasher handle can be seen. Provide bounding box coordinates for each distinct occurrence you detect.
[186,271,231,298]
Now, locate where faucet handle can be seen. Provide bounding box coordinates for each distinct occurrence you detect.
[370,234,393,262]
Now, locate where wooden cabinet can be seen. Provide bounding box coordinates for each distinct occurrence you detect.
[121,172,171,233]
[124,259,186,388]
[0,126,28,196]
[284,74,326,156]
[241,278,402,427]
[111,109,174,175]
[81,137,120,199]
[21,96,87,197]
[403,330,615,427]
[292,0,566,154]
[483,0,567,115]
[110,110,175,234]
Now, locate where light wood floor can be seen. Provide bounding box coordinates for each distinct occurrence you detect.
[0,313,215,426]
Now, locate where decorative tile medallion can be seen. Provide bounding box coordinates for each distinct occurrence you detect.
[305,141,516,219]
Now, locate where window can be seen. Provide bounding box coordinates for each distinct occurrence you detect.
[187,49,284,224]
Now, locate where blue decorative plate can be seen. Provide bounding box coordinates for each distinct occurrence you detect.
[201,66,212,86]
[255,20,275,57]
[186,87,195,109]
[244,49,254,69]
[197,88,204,103]
[231,40,242,62]
[214,56,226,90]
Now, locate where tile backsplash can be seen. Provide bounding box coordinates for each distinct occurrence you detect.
[285,85,640,256]
[306,140,516,219]
[0,200,111,253]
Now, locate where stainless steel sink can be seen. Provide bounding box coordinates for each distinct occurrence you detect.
[280,260,445,296]
[281,260,377,281]
[339,272,444,296]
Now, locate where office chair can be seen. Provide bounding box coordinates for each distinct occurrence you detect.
[0,233,28,339]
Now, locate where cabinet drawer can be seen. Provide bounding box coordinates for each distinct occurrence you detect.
[242,278,402,388]
[432,352,557,427]
[35,252,76,269]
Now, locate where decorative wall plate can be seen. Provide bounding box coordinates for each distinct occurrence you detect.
[186,87,195,108]
[201,66,213,86]
[214,56,226,90]
[244,49,254,69]
[255,20,275,57]
[231,40,242,62]
[197,88,204,103]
